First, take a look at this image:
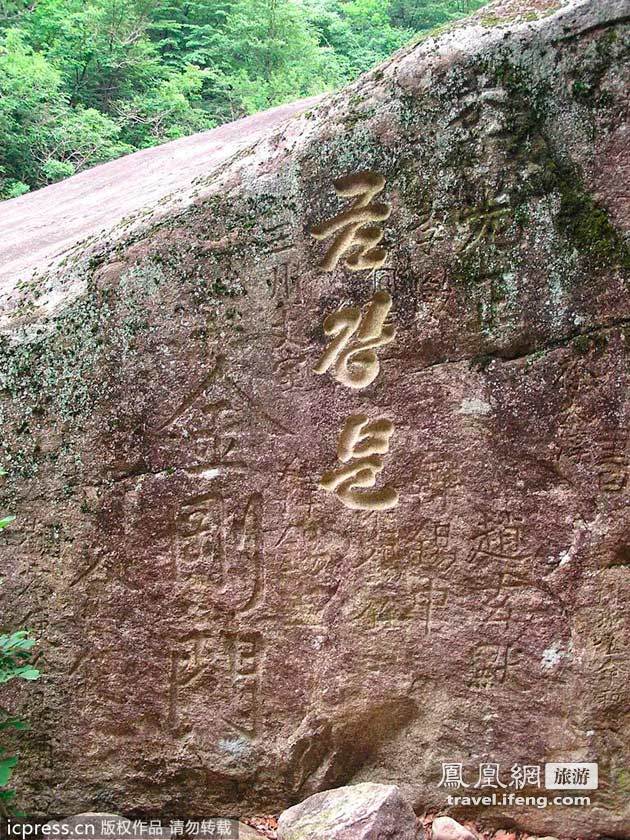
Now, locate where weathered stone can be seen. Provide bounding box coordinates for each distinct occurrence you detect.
[237,824,269,840]
[277,783,418,840]
[0,0,628,837]
[431,816,477,840]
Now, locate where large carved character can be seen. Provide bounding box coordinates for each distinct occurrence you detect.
[176,492,263,612]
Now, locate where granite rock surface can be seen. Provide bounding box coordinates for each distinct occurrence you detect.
[0,0,628,836]
[277,783,418,840]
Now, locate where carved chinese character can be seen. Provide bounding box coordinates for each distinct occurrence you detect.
[468,643,524,690]
[175,493,263,612]
[314,290,395,389]
[595,434,628,491]
[472,510,525,558]
[319,414,398,511]
[311,172,391,271]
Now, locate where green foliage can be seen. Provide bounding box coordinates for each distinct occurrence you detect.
[0,28,131,196]
[0,515,41,816]
[211,0,339,114]
[0,756,18,787]
[305,0,413,80]
[3,179,29,198]
[0,632,40,684]
[390,0,487,29]
[116,64,214,146]
[0,632,40,814]
[0,0,489,197]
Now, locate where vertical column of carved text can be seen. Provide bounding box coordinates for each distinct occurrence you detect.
[311,172,399,511]
[166,374,265,737]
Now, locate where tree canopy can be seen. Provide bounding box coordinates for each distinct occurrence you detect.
[0,0,487,199]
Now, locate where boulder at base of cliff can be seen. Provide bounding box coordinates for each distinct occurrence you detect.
[431,816,478,840]
[277,783,419,840]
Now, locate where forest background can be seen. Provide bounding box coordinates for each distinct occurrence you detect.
[0,0,487,200]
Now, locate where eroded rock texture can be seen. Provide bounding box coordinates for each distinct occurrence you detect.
[277,783,418,840]
[0,0,628,836]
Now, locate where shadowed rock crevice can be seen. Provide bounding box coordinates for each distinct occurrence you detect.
[285,698,418,801]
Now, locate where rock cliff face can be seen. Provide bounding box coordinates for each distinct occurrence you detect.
[0,0,628,837]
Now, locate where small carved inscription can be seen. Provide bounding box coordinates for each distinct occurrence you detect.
[268,261,302,301]
[470,510,526,559]
[468,643,522,690]
[595,433,628,492]
[454,194,513,254]
[262,220,294,255]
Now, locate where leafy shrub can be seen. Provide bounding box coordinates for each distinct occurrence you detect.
[0,515,41,816]
[0,632,40,685]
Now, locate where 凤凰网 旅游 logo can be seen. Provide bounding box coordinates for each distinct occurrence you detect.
[437,761,597,809]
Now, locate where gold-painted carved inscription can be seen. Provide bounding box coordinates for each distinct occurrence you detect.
[314,291,396,389]
[311,172,399,511]
[320,414,398,511]
[311,172,391,271]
